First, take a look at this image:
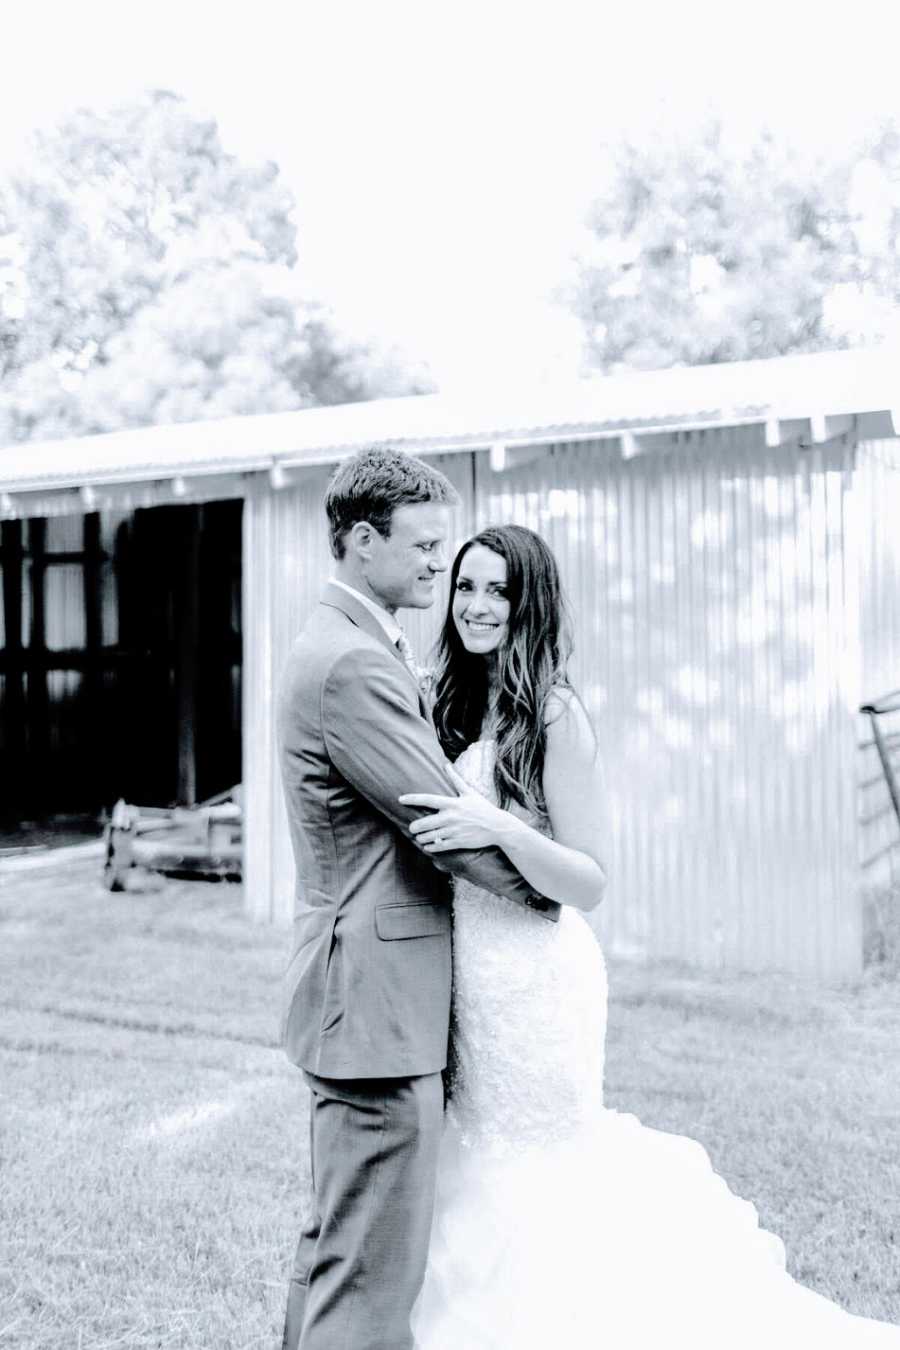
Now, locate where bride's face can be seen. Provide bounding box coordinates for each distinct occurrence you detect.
[452,544,511,657]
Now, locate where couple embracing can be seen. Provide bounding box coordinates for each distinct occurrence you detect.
[277,448,899,1349]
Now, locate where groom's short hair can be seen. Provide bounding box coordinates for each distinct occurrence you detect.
[325,446,459,560]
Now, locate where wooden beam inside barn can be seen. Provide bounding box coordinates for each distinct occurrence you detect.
[175,508,201,807]
[82,513,104,807]
[27,519,50,811]
[1,521,26,816]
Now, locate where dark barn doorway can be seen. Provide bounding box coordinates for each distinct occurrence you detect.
[0,499,242,839]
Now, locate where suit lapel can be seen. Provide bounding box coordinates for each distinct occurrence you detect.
[321,582,397,656]
[320,582,427,713]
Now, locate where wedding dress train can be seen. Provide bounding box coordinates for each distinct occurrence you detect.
[411,739,899,1349]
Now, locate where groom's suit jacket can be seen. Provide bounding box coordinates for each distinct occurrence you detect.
[277,582,560,1080]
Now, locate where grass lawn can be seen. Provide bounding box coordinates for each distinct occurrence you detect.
[1,861,898,1347]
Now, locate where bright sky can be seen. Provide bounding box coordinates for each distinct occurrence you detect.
[3,0,899,390]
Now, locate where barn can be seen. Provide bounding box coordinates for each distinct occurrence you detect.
[2,346,899,980]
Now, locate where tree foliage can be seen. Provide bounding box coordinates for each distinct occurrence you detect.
[568,120,900,373]
[0,90,419,445]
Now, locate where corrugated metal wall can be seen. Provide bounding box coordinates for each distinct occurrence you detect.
[245,430,865,978]
[470,430,861,978]
[857,439,900,889]
[242,470,332,923]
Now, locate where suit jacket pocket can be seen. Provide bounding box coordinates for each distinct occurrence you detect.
[375,901,450,941]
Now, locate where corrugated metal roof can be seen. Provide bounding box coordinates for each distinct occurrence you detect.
[1,346,898,497]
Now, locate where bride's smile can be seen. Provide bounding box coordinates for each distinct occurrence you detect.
[452,544,511,654]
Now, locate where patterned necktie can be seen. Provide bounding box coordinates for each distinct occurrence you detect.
[395,630,420,684]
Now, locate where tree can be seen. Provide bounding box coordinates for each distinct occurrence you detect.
[566,120,900,373]
[0,90,420,445]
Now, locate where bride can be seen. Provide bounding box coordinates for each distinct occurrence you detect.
[398,524,899,1349]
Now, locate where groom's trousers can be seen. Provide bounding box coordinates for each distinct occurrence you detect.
[283,1070,444,1350]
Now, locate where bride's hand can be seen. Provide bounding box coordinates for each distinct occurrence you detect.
[399,765,509,852]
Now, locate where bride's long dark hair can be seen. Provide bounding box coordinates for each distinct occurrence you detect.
[432,525,573,818]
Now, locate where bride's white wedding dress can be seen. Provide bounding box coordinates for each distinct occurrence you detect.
[411,739,899,1349]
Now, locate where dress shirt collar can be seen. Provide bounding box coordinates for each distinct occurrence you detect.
[330,578,403,645]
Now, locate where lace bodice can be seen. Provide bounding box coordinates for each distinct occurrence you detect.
[448,739,608,1155]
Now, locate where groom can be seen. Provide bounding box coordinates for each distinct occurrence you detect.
[278,446,558,1349]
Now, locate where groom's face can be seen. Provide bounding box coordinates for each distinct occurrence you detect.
[363,501,451,612]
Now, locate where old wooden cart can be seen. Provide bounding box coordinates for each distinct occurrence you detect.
[102,785,243,890]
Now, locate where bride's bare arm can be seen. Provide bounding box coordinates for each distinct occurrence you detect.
[493,691,608,911]
[400,690,608,912]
